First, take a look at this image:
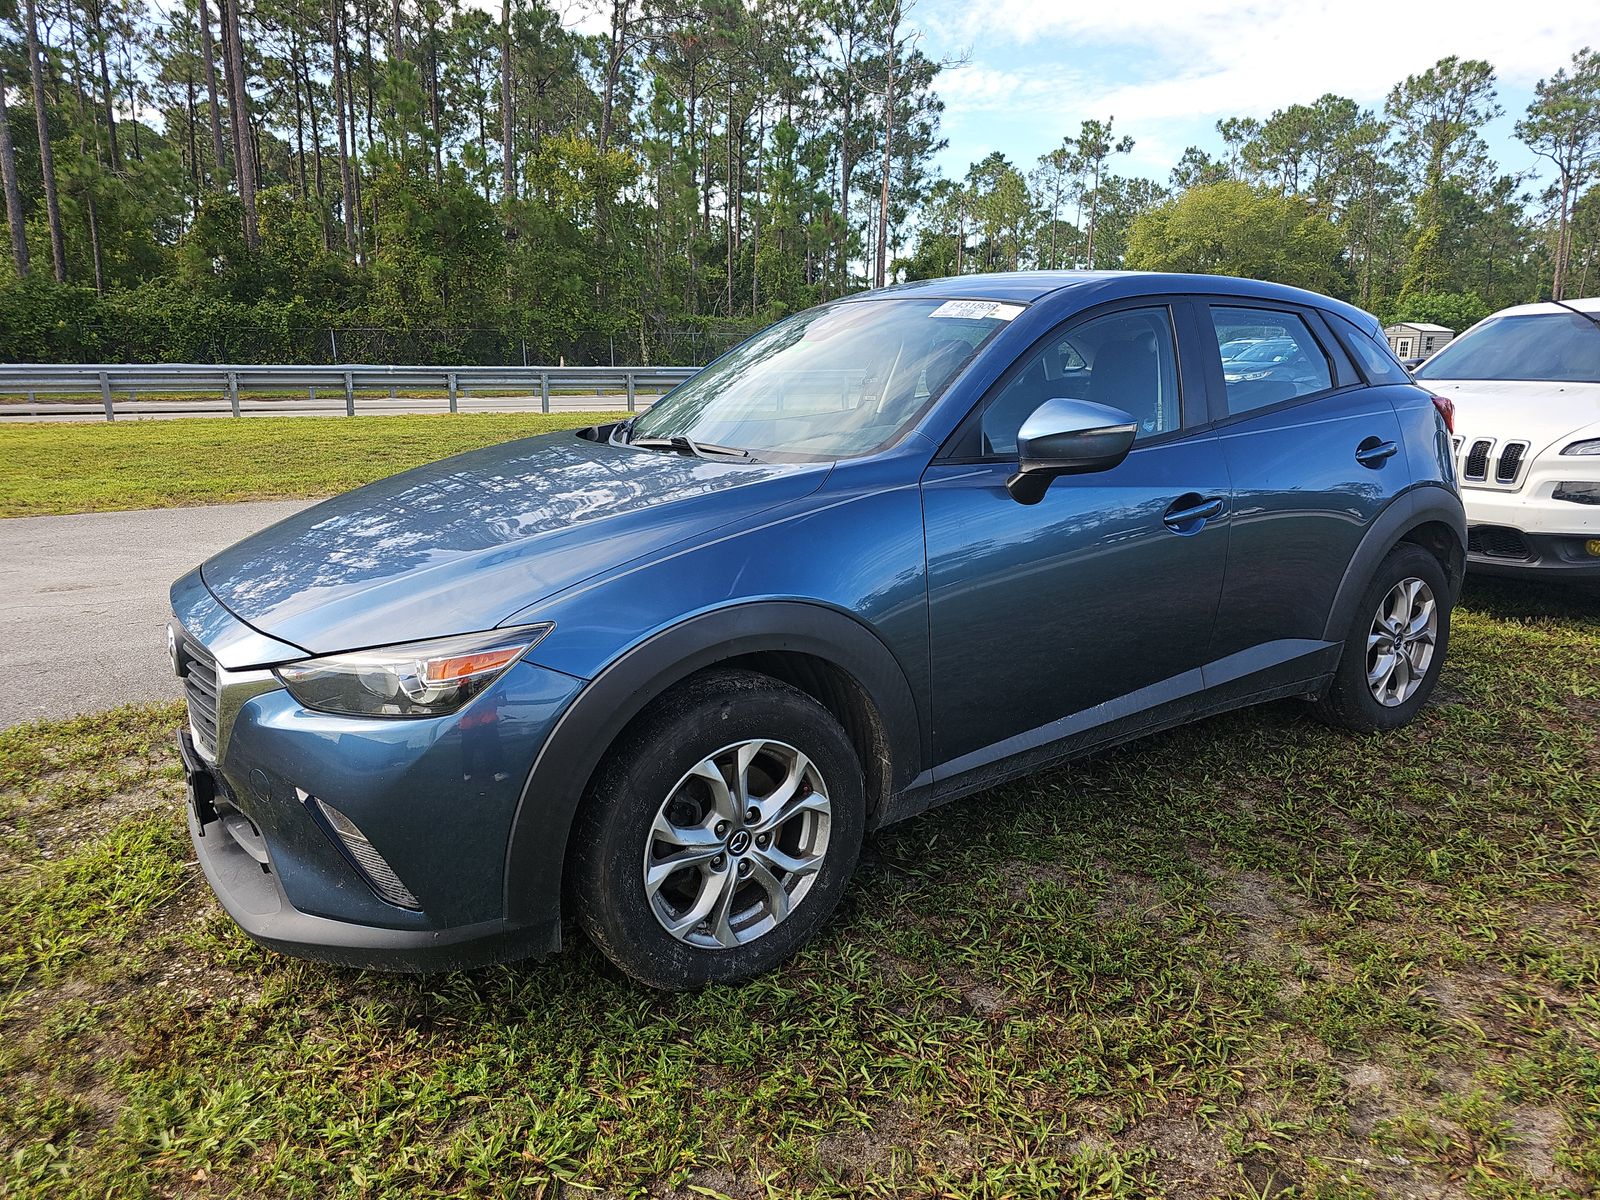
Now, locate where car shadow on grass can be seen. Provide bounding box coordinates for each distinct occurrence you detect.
[1461,572,1600,627]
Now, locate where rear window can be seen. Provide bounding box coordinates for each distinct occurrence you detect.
[1331,314,1412,385]
[1417,312,1600,383]
[1209,306,1332,415]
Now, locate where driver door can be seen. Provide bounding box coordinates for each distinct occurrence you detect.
[920,302,1232,774]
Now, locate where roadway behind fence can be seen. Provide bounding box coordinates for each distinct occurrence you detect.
[0,364,699,421]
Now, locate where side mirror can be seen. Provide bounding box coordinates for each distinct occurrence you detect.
[1006,398,1138,505]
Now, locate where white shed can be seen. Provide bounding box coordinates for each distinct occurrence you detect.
[1383,322,1454,359]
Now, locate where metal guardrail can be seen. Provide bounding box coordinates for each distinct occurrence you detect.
[0,363,699,420]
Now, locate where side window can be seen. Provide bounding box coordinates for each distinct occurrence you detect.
[1210,306,1333,415]
[1330,313,1413,385]
[979,307,1181,456]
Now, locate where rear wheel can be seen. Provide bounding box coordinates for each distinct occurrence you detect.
[1315,543,1451,733]
[571,669,865,989]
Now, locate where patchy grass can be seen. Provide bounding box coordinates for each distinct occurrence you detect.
[0,412,624,517]
[1,578,1597,1198]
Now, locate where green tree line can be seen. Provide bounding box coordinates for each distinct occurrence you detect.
[0,0,1596,364]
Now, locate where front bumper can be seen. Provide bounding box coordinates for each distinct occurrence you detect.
[1464,526,1600,578]
[184,751,558,972]
[178,706,569,972]
[1460,459,1600,578]
[171,566,587,970]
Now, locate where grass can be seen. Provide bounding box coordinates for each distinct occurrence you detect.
[1,577,1597,1198]
[0,412,624,517]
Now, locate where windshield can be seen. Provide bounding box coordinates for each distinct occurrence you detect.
[626,297,1021,458]
[1417,312,1600,383]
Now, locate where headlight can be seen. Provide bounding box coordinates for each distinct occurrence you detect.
[274,624,552,717]
[1561,438,1600,456]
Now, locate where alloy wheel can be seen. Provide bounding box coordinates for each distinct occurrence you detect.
[642,739,832,949]
[1366,577,1438,707]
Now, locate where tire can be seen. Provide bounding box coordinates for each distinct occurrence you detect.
[571,668,865,989]
[1314,542,1452,733]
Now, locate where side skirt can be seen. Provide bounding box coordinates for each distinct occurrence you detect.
[881,644,1338,827]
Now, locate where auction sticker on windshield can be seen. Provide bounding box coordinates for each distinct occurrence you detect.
[930,300,1024,321]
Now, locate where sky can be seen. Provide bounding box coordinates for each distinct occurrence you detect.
[897,0,1600,194]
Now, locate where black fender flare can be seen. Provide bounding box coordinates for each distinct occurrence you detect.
[501,601,924,929]
[1321,483,1467,644]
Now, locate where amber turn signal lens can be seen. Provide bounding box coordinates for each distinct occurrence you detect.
[421,647,527,685]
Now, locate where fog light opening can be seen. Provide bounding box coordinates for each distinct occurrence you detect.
[1553,481,1600,507]
[298,789,422,910]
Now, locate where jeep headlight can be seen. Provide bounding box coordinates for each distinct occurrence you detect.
[274,625,552,717]
[1561,438,1600,456]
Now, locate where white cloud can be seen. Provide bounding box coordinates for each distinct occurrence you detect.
[929,0,1597,124]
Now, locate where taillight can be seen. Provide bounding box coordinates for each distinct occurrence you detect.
[1429,394,1455,435]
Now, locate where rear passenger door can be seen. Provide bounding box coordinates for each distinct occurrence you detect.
[1201,302,1408,673]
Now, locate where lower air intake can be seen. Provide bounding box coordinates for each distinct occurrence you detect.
[301,791,421,909]
[1467,525,1533,561]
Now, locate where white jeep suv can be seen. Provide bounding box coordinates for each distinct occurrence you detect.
[1415,298,1600,580]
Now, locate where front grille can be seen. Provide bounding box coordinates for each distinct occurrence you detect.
[1495,441,1527,483]
[181,638,221,758]
[1462,439,1492,481]
[1467,525,1534,560]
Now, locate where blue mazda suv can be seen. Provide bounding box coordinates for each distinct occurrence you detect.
[170,272,1465,988]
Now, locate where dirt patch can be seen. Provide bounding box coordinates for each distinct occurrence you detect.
[1504,1105,1570,1186]
[1,781,173,880]
[1338,1057,1409,1144]
[1207,868,1315,987]
[1093,869,1167,923]
[1125,1114,1234,1194]
[959,982,1012,1017]
[810,1101,975,1185]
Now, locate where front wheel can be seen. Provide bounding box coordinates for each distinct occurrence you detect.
[1314,543,1452,733]
[570,669,865,989]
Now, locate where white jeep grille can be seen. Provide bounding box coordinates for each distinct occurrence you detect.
[1454,436,1530,488]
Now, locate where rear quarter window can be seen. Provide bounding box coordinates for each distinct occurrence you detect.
[1330,314,1413,385]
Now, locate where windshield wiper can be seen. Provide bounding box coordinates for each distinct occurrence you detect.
[629,435,750,460]
[1550,297,1600,332]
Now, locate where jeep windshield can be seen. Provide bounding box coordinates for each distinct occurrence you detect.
[1417,311,1600,384]
[621,297,1022,460]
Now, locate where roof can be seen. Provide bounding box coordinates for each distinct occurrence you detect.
[848,271,1384,335]
[1387,322,1453,332]
[865,271,1126,303]
[1485,296,1600,318]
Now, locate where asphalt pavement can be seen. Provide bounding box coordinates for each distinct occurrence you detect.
[0,500,313,727]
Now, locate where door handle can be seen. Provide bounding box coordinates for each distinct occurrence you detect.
[1356,437,1398,467]
[1162,495,1226,530]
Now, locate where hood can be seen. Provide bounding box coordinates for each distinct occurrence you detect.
[1427,379,1600,454]
[201,430,830,657]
